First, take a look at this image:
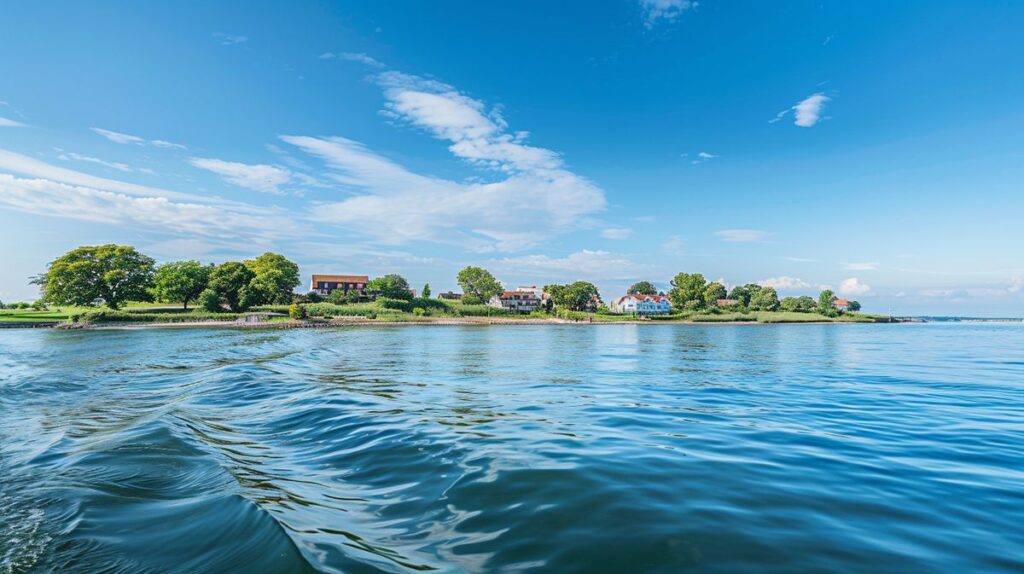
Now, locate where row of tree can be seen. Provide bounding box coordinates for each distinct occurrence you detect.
[625,274,859,314]
[35,245,301,312]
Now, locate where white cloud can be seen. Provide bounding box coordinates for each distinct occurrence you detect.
[690,151,718,165]
[320,52,384,67]
[770,93,831,127]
[838,277,871,295]
[189,157,291,195]
[844,262,879,270]
[212,32,247,45]
[601,227,633,239]
[715,229,772,243]
[758,276,812,291]
[0,117,27,128]
[92,127,186,150]
[662,234,685,253]
[784,256,815,262]
[639,0,696,27]
[794,93,830,127]
[492,250,650,280]
[58,151,133,173]
[281,71,604,251]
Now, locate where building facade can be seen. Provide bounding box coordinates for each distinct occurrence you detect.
[310,274,369,297]
[610,294,673,315]
[489,290,544,313]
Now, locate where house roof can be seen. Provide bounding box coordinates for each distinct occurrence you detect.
[500,290,541,299]
[834,298,851,306]
[716,299,740,306]
[617,294,670,303]
[311,274,369,284]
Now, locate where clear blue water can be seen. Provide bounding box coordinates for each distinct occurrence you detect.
[1,324,1022,573]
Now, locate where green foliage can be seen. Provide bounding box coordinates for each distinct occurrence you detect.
[846,300,862,312]
[377,297,412,311]
[152,260,211,309]
[702,282,728,307]
[40,244,155,309]
[728,285,750,306]
[70,309,242,324]
[199,289,222,312]
[412,307,426,316]
[818,289,837,314]
[545,281,600,311]
[457,266,503,303]
[669,272,707,309]
[683,300,703,311]
[421,283,431,298]
[288,303,307,319]
[780,295,817,312]
[367,274,413,300]
[207,262,256,312]
[627,281,658,295]
[327,288,361,304]
[749,286,780,311]
[243,252,300,305]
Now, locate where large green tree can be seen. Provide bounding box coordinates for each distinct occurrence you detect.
[818,289,837,314]
[846,300,861,312]
[627,281,658,295]
[243,252,300,305]
[39,244,155,309]
[749,286,780,311]
[545,281,601,311]
[781,295,816,312]
[668,272,707,309]
[203,261,255,312]
[422,283,431,298]
[457,266,503,304]
[703,282,728,307]
[367,274,413,300]
[152,260,211,309]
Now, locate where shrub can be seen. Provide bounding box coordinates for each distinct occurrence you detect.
[377,297,412,312]
[683,300,703,312]
[31,299,48,311]
[199,289,223,312]
[412,307,426,316]
[288,303,307,320]
[71,310,242,324]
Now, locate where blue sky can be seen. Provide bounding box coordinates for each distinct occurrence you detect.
[2,1,1023,315]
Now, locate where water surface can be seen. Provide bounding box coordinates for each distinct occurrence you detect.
[1,324,1022,573]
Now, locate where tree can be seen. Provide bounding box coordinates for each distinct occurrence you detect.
[749,286,780,311]
[205,261,255,312]
[846,300,861,312]
[422,283,431,298]
[457,266,503,304]
[546,281,600,311]
[668,272,707,309]
[728,285,751,307]
[243,252,300,305]
[327,288,361,304]
[627,281,658,295]
[367,274,413,300]
[39,244,155,309]
[818,289,837,314]
[703,282,728,307]
[152,261,211,309]
[781,295,816,312]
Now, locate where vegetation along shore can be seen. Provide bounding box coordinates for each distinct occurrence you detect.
[0,244,895,328]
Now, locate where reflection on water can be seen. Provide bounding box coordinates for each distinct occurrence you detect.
[1,324,1023,573]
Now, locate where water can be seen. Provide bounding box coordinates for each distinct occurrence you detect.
[1,324,1022,573]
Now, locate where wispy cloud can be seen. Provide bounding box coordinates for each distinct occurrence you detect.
[784,256,815,262]
[662,234,685,253]
[715,229,772,243]
[844,261,879,271]
[212,32,247,46]
[319,52,384,67]
[0,117,27,128]
[91,127,187,150]
[770,92,831,127]
[58,151,133,173]
[838,277,871,295]
[601,227,633,239]
[758,276,811,291]
[189,157,291,195]
[492,250,651,280]
[283,71,605,251]
[689,151,718,165]
[639,0,697,28]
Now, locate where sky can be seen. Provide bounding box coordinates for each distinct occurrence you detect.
[1,0,1023,316]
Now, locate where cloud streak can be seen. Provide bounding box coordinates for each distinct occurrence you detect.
[715,229,772,243]
[92,127,187,150]
[189,157,291,195]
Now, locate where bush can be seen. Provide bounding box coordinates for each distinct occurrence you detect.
[683,300,704,312]
[288,303,307,320]
[199,289,223,312]
[412,307,426,316]
[71,310,242,324]
[377,297,412,312]
[31,300,48,311]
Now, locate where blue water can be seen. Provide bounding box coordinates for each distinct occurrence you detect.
[1,324,1022,573]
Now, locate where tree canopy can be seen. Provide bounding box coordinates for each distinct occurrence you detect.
[627,281,658,295]
[846,300,861,312]
[818,289,837,314]
[243,252,300,305]
[204,261,255,312]
[368,274,413,300]
[152,260,211,309]
[749,286,780,311]
[702,282,728,307]
[422,283,431,298]
[457,266,503,304]
[39,244,155,309]
[545,281,601,311]
[780,295,816,312]
[668,272,707,309]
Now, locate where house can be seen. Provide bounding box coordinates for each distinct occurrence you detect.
[310,274,369,297]
[489,290,544,314]
[834,298,851,310]
[716,298,741,307]
[610,294,672,316]
[438,291,463,301]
